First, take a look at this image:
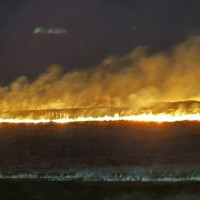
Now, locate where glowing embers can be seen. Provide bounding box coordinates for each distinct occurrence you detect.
[1,112,200,124]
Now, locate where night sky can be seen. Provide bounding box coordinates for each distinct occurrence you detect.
[1,0,200,84]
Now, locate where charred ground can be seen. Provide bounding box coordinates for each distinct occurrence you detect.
[0,121,200,174]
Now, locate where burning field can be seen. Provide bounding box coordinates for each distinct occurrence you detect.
[1,36,200,182]
[1,36,200,124]
[2,0,200,199]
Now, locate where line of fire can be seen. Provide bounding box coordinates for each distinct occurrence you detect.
[1,100,200,123]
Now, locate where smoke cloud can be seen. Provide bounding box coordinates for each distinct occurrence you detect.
[1,36,200,116]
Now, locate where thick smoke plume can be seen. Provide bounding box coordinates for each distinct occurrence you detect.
[1,36,200,115]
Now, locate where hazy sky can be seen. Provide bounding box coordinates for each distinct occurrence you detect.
[1,0,200,84]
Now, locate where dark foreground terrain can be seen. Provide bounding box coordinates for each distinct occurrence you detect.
[1,180,200,200]
[1,121,200,199]
[0,121,200,174]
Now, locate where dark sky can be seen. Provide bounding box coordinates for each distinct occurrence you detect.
[1,0,200,84]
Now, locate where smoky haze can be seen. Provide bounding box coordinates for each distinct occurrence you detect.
[1,36,200,114]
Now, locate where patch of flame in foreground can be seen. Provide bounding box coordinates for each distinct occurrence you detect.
[1,113,200,124]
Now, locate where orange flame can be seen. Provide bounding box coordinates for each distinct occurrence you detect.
[1,113,200,124]
[2,36,200,124]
